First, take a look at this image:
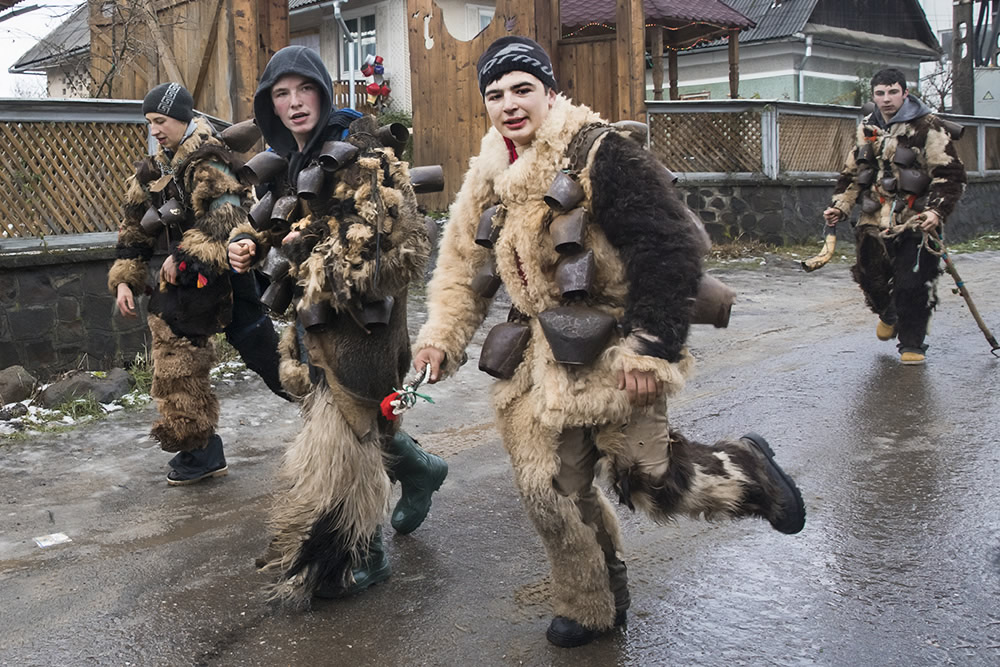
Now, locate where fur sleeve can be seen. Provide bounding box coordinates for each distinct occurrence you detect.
[174,158,251,282]
[922,118,967,219]
[830,128,863,218]
[414,151,497,379]
[108,175,155,295]
[588,133,702,362]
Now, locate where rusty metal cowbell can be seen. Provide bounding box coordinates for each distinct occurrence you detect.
[478,321,531,379]
[470,258,502,298]
[318,141,359,172]
[410,165,445,194]
[270,195,300,228]
[241,151,288,186]
[543,172,585,212]
[475,205,500,249]
[248,191,275,231]
[549,208,587,255]
[359,296,395,327]
[219,119,262,153]
[297,300,336,330]
[893,145,917,167]
[297,164,325,200]
[555,249,596,299]
[376,123,410,155]
[898,168,931,195]
[260,276,294,315]
[139,206,163,236]
[690,274,736,328]
[157,198,185,228]
[537,305,617,365]
[259,247,290,282]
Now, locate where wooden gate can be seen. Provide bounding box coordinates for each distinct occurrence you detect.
[88,0,288,123]
[407,0,645,210]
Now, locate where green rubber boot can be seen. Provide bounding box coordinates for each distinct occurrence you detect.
[314,526,391,599]
[387,431,448,535]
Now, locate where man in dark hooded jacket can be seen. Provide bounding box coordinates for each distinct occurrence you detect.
[823,68,966,365]
[228,45,446,605]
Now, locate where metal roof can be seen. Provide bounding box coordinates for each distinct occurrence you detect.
[9,3,89,73]
[561,0,754,29]
[716,0,819,44]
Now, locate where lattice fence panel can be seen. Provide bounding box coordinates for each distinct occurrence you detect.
[779,114,857,173]
[0,121,146,238]
[986,126,1000,170]
[954,124,979,172]
[649,111,763,173]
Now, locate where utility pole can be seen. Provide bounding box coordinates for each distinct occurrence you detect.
[953,0,975,114]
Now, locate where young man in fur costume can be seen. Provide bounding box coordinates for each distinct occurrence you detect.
[229,45,447,605]
[109,82,287,486]
[413,36,807,648]
[823,68,966,365]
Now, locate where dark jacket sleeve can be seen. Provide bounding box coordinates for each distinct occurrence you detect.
[589,132,703,362]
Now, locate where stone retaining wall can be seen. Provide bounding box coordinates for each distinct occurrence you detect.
[676,176,1000,245]
[0,234,153,381]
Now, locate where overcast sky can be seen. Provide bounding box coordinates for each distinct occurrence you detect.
[0,0,962,98]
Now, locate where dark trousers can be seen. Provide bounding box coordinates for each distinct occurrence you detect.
[852,226,941,351]
[225,271,288,399]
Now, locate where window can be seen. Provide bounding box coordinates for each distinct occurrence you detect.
[467,4,495,37]
[341,13,377,73]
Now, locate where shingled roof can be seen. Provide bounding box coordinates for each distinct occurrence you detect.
[561,0,754,30]
[9,3,89,74]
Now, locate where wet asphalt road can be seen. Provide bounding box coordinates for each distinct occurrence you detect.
[1,251,999,667]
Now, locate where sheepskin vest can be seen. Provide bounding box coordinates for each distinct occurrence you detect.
[831,112,966,230]
[417,96,692,431]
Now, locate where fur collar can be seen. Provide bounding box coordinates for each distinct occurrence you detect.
[480,95,604,203]
[155,116,220,175]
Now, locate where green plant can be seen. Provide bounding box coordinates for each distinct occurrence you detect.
[55,394,105,421]
[127,347,154,395]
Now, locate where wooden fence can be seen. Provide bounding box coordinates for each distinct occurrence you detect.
[647,99,1000,178]
[0,89,373,240]
[0,100,147,239]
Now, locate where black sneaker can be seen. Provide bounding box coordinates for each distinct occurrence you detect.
[741,433,805,534]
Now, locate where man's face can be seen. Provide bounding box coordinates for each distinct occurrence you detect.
[270,73,322,147]
[145,113,188,152]
[483,71,557,148]
[872,83,908,121]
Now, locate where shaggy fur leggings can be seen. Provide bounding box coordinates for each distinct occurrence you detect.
[148,314,219,453]
[852,226,941,351]
[496,392,775,631]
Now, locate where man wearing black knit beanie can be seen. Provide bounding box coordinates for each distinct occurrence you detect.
[414,36,807,647]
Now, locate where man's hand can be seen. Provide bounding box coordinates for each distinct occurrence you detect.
[915,209,941,233]
[823,207,844,224]
[413,347,446,383]
[228,239,257,273]
[618,369,663,408]
[115,283,136,318]
[159,254,179,285]
[282,230,301,246]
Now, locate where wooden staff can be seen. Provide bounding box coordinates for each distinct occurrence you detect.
[933,235,1000,357]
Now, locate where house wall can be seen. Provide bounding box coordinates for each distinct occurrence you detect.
[669,36,924,104]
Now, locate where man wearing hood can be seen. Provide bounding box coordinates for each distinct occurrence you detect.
[228,45,446,606]
[824,68,966,365]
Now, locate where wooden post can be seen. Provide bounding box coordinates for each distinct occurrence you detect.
[232,0,259,122]
[728,28,740,99]
[953,0,974,114]
[140,0,185,86]
[258,0,289,75]
[668,48,678,100]
[535,0,561,61]
[615,0,645,121]
[650,26,663,101]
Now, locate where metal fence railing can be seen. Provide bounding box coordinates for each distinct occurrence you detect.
[646,99,1000,180]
